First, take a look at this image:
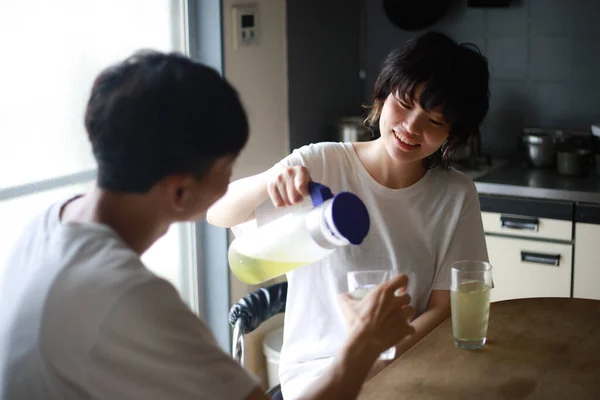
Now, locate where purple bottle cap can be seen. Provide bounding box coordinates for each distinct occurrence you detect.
[329,192,370,245]
[309,181,334,207]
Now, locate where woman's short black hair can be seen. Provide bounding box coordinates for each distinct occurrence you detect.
[85,50,248,193]
[365,31,490,169]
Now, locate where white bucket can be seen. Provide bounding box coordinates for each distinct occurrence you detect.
[262,327,284,388]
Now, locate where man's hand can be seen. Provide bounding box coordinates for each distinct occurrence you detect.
[338,274,415,354]
[289,274,415,400]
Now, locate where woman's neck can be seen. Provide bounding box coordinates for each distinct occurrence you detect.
[352,140,427,189]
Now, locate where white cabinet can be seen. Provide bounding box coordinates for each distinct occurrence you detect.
[480,197,600,301]
[486,235,572,302]
[574,222,600,300]
[480,195,574,302]
[481,211,572,241]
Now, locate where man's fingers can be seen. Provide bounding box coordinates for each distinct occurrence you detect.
[385,273,409,293]
[337,292,354,304]
[394,292,411,306]
[403,305,415,322]
[337,292,359,313]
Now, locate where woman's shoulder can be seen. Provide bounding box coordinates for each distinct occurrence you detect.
[428,167,479,198]
[293,141,348,156]
[286,141,351,166]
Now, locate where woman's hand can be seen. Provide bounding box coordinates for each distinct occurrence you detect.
[266,165,312,207]
[338,274,415,354]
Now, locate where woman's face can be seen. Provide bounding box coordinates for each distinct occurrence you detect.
[378,88,450,165]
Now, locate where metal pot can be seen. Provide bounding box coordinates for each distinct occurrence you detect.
[557,149,592,177]
[336,117,372,142]
[522,134,556,168]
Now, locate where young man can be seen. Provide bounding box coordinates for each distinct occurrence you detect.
[0,51,414,400]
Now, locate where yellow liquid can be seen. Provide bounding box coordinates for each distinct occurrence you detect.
[451,281,491,341]
[228,248,308,284]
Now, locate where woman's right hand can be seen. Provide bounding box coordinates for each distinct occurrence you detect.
[266,165,312,208]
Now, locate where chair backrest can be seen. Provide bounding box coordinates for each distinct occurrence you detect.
[229,281,288,366]
[229,282,288,399]
[229,281,288,334]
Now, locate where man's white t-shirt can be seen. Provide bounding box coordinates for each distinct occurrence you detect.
[0,198,257,400]
[254,142,488,399]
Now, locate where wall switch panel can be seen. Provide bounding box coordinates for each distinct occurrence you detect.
[232,4,258,49]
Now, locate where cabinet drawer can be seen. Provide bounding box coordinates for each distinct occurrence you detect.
[482,211,572,241]
[486,235,572,302]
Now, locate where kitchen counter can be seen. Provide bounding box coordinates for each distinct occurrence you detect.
[452,158,508,180]
[474,162,600,204]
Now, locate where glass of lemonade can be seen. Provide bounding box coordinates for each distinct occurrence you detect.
[347,270,398,360]
[451,260,492,350]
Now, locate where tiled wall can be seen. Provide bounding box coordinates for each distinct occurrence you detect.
[287,0,362,151]
[366,0,600,156]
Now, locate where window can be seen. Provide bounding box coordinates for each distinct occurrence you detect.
[0,0,198,310]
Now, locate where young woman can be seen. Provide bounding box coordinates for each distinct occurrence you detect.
[208,31,490,400]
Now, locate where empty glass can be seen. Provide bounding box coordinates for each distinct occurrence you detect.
[347,270,398,360]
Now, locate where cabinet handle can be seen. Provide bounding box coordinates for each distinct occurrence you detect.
[520,251,560,266]
[500,215,539,232]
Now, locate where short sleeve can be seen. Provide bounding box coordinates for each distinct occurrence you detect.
[87,279,258,400]
[433,184,489,291]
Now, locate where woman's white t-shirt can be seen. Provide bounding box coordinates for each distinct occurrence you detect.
[254,142,488,399]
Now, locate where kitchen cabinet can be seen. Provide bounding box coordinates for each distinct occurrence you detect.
[486,235,572,302]
[479,195,574,302]
[574,204,600,300]
[481,212,572,241]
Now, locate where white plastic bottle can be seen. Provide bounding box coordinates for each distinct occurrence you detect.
[228,182,370,284]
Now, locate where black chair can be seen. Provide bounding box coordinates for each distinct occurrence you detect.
[229,281,288,400]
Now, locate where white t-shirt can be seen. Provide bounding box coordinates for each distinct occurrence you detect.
[0,198,257,400]
[254,142,488,399]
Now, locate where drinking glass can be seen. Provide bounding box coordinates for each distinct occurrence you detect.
[347,270,398,360]
[450,260,492,350]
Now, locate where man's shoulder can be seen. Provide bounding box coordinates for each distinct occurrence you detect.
[43,226,159,343]
[49,228,156,315]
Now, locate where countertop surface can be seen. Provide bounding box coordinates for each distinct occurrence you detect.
[468,160,600,204]
[358,298,600,400]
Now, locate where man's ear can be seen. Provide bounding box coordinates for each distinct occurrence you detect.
[163,174,193,214]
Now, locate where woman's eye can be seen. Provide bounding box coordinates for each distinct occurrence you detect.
[399,101,412,109]
[429,119,443,127]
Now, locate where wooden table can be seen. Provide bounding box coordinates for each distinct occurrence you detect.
[358,298,600,400]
